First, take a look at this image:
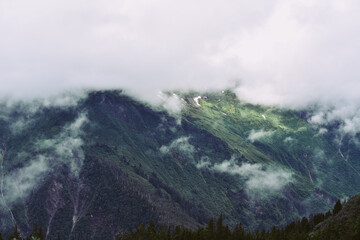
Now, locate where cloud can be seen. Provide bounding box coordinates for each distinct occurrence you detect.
[197,156,293,198]
[317,128,328,135]
[0,0,359,109]
[0,112,88,212]
[6,94,84,136]
[157,92,185,115]
[248,129,274,143]
[3,155,49,203]
[2,0,360,140]
[284,136,295,143]
[307,103,360,138]
[160,136,195,159]
[196,157,212,169]
[0,0,239,103]
[221,1,360,108]
[36,113,88,177]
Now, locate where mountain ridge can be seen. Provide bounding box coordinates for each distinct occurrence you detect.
[0,89,359,239]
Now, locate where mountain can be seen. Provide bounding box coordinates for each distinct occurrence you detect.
[311,194,360,239]
[0,90,359,239]
[114,193,360,240]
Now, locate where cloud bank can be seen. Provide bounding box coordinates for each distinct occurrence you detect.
[1,0,360,109]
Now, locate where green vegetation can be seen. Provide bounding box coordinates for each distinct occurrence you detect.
[117,195,360,240]
[3,195,358,240]
[0,90,360,239]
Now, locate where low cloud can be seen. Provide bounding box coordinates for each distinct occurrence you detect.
[307,103,360,145]
[160,136,195,159]
[283,136,295,143]
[1,112,88,209]
[317,128,328,135]
[248,129,274,143]
[2,0,360,114]
[3,155,49,203]
[196,157,212,169]
[9,117,34,136]
[3,91,86,136]
[1,0,360,147]
[197,156,293,199]
[36,113,88,177]
[157,92,185,116]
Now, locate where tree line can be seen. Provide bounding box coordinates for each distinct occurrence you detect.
[2,199,360,240]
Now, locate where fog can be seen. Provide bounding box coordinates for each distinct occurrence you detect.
[1,0,360,109]
[197,156,293,199]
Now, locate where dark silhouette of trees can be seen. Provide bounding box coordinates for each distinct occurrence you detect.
[114,198,359,240]
[333,200,342,215]
[1,198,358,240]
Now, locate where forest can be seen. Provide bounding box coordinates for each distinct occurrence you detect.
[2,198,360,240]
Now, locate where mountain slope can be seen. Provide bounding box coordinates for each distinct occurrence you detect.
[311,194,360,239]
[0,90,359,239]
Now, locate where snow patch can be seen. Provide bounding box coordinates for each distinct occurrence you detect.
[194,96,202,106]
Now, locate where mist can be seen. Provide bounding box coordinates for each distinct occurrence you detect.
[1,0,360,109]
[1,112,88,211]
[197,156,293,199]
[248,130,275,143]
[160,136,195,160]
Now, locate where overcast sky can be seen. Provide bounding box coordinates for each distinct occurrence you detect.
[1,0,360,107]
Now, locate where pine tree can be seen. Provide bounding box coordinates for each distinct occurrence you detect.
[233,223,245,240]
[333,200,342,215]
[216,214,223,239]
[8,224,21,240]
[205,218,215,240]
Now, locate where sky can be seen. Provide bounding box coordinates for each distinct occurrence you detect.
[1,0,360,108]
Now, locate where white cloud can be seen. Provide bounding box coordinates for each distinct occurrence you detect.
[197,156,293,198]
[3,155,49,203]
[284,136,295,143]
[0,0,359,109]
[36,113,88,177]
[160,136,195,158]
[317,128,328,135]
[157,92,184,115]
[307,103,360,137]
[248,129,274,143]
[2,0,360,139]
[196,157,212,169]
[0,112,88,232]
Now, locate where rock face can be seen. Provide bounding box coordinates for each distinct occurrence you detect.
[0,90,359,239]
[45,179,65,238]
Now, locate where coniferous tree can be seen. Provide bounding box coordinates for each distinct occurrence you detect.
[354,217,360,239]
[233,223,245,239]
[205,218,215,240]
[146,220,157,240]
[301,216,310,233]
[333,200,342,215]
[7,224,21,240]
[216,214,223,239]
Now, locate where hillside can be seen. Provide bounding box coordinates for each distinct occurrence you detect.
[114,194,360,240]
[0,90,359,239]
[311,194,360,239]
